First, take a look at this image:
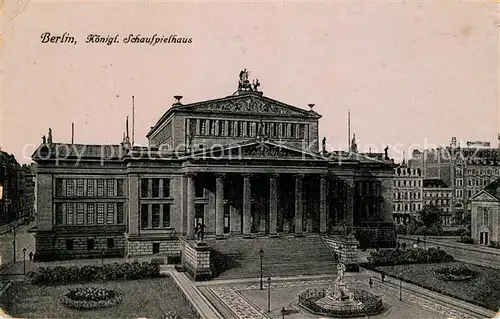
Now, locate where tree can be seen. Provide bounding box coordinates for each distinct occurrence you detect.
[417,205,442,228]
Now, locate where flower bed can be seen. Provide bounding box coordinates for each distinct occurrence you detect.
[432,264,476,281]
[60,286,123,310]
[368,247,453,266]
[27,262,161,286]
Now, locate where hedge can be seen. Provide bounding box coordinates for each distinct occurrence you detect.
[367,248,453,266]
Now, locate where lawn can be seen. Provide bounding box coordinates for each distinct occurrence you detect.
[2,277,198,318]
[376,262,500,311]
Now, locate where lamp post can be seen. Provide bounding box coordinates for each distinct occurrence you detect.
[22,247,26,274]
[11,225,16,263]
[281,307,286,319]
[423,235,427,250]
[259,248,264,290]
[399,273,403,301]
[267,277,271,312]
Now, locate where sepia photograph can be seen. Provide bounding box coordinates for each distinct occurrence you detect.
[1,1,500,318]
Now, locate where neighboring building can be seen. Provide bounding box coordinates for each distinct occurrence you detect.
[409,137,500,223]
[0,150,35,225]
[31,72,396,261]
[422,178,452,225]
[392,162,423,224]
[470,178,500,245]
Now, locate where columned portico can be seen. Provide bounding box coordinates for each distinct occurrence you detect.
[294,174,304,235]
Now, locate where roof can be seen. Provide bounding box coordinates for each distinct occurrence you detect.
[147,91,321,138]
[423,178,449,188]
[31,143,124,161]
[481,178,500,200]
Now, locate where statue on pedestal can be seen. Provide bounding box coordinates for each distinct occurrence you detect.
[47,128,53,144]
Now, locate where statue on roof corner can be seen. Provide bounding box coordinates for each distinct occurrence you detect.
[252,79,260,91]
[350,134,358,153]
[384,146,389,160]
[42,135,46,144]
[47,128,53,144]
[322,137,326,153]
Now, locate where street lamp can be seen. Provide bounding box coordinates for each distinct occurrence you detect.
[423,235,427,250]
[11,225,16,263]
[22,247,26,274]
[267,277,271,312]
[399,272,403,301]
[259,248,264,290]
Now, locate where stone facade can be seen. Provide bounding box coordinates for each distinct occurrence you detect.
[180,238,211,280]
[393,163,423,224]
[470,179,500,246]
[31,74,397,261]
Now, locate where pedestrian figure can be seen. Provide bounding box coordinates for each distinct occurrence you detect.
[402,242,407,250]
[29,251,33,262]
[369,277,373,288]
[381,273,385,283]
[196,223,206,241]
[417,237,421,245]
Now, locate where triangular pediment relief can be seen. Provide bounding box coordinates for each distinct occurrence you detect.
[182,94,318,118]
[185,140,323,160]
[470,190,500,202]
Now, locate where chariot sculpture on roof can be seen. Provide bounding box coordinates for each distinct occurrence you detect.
[238,69,260,92]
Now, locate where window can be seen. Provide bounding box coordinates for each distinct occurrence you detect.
[141,204,149,229]
[97,180,105,197]
[66,203,74,225]
[107,179,114,196]
[141,179,149,197]
[76,179,84,196]
[76,203,84,225]
[218,120,225,136]
[87,179,95,197]
[195,182,204,198]
[152,243,160,254]
[97,203,105,224]
[152,204,160,228]
[163,179,170,197]
[248,122,254,137]
[117,179,124,196]
[298,124,305,138]
[87,238,95,250]
[66,239,74,250]
[116,203,124,224]
[55,179,63,196]
[87,203,95,224]
[200,119,206,135]
[228,121,233,136]
[152,179,160,198]
[107,203,114,224]
[107,238,115,249]
[291,124,296,138]
[163,204,171,227]
[66,179,75,196]
[483,209,489,226]
[282,123,287,137]
[55,203,63,225]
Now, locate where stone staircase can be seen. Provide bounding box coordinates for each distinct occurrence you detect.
[209,235,337,279]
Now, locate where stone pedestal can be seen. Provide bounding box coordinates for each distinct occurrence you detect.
[180,237,212,281]
[323,235,360,272]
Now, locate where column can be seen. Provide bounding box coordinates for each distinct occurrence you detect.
[215,173,225,238]
[207,185,215,236]
[147,178,152,198]
[320,175,327,233]
[345,177,354,226]
[269,174,278,236]
[187,173,196,238]
[148,204,152,228]
[294,174,304,235]
[380,178,394,223]
[242,174,252,236]
[128,174,139,235]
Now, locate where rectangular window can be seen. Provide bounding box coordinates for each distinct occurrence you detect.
[163,204,171,227]
[152,204,160,228]
[55,179,63,196]
[152,243,160,254]
[97,180,105,197]
[117,179,124,196]
[66,179,75,196]
[76,203,84,225]
[141,204,149,229]
[141,179,149,198]
[55,203,63,225]
[87,203,95,224]
[66,239,74,250]
[291,124,297,138]
[66,203,74,225]
[97,203,105,224]
[237,121,243,137]
[152,179,160,198]
[87,238,94,250]
[76,179,84,196]
[228,121,233,136]
[107,238,115,249]
[87,179,95,197]
[116,203,124,224]
[200,120,206,135]
[107,203,114,224]
[163,179,170,197]
[282,124,287,138]
[107,179,114,196]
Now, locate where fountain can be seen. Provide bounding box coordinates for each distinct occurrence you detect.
[298,259,384,317]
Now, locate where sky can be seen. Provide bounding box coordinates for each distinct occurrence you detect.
[1,0,499,163]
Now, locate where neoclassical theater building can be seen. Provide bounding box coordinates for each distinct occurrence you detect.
[32,73,396,261]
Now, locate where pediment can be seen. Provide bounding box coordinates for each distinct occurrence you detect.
[470,190,499,202]
[183,94,319,118]
[187,140,323,160]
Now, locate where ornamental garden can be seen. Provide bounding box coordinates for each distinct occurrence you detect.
[1,262,198,319]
